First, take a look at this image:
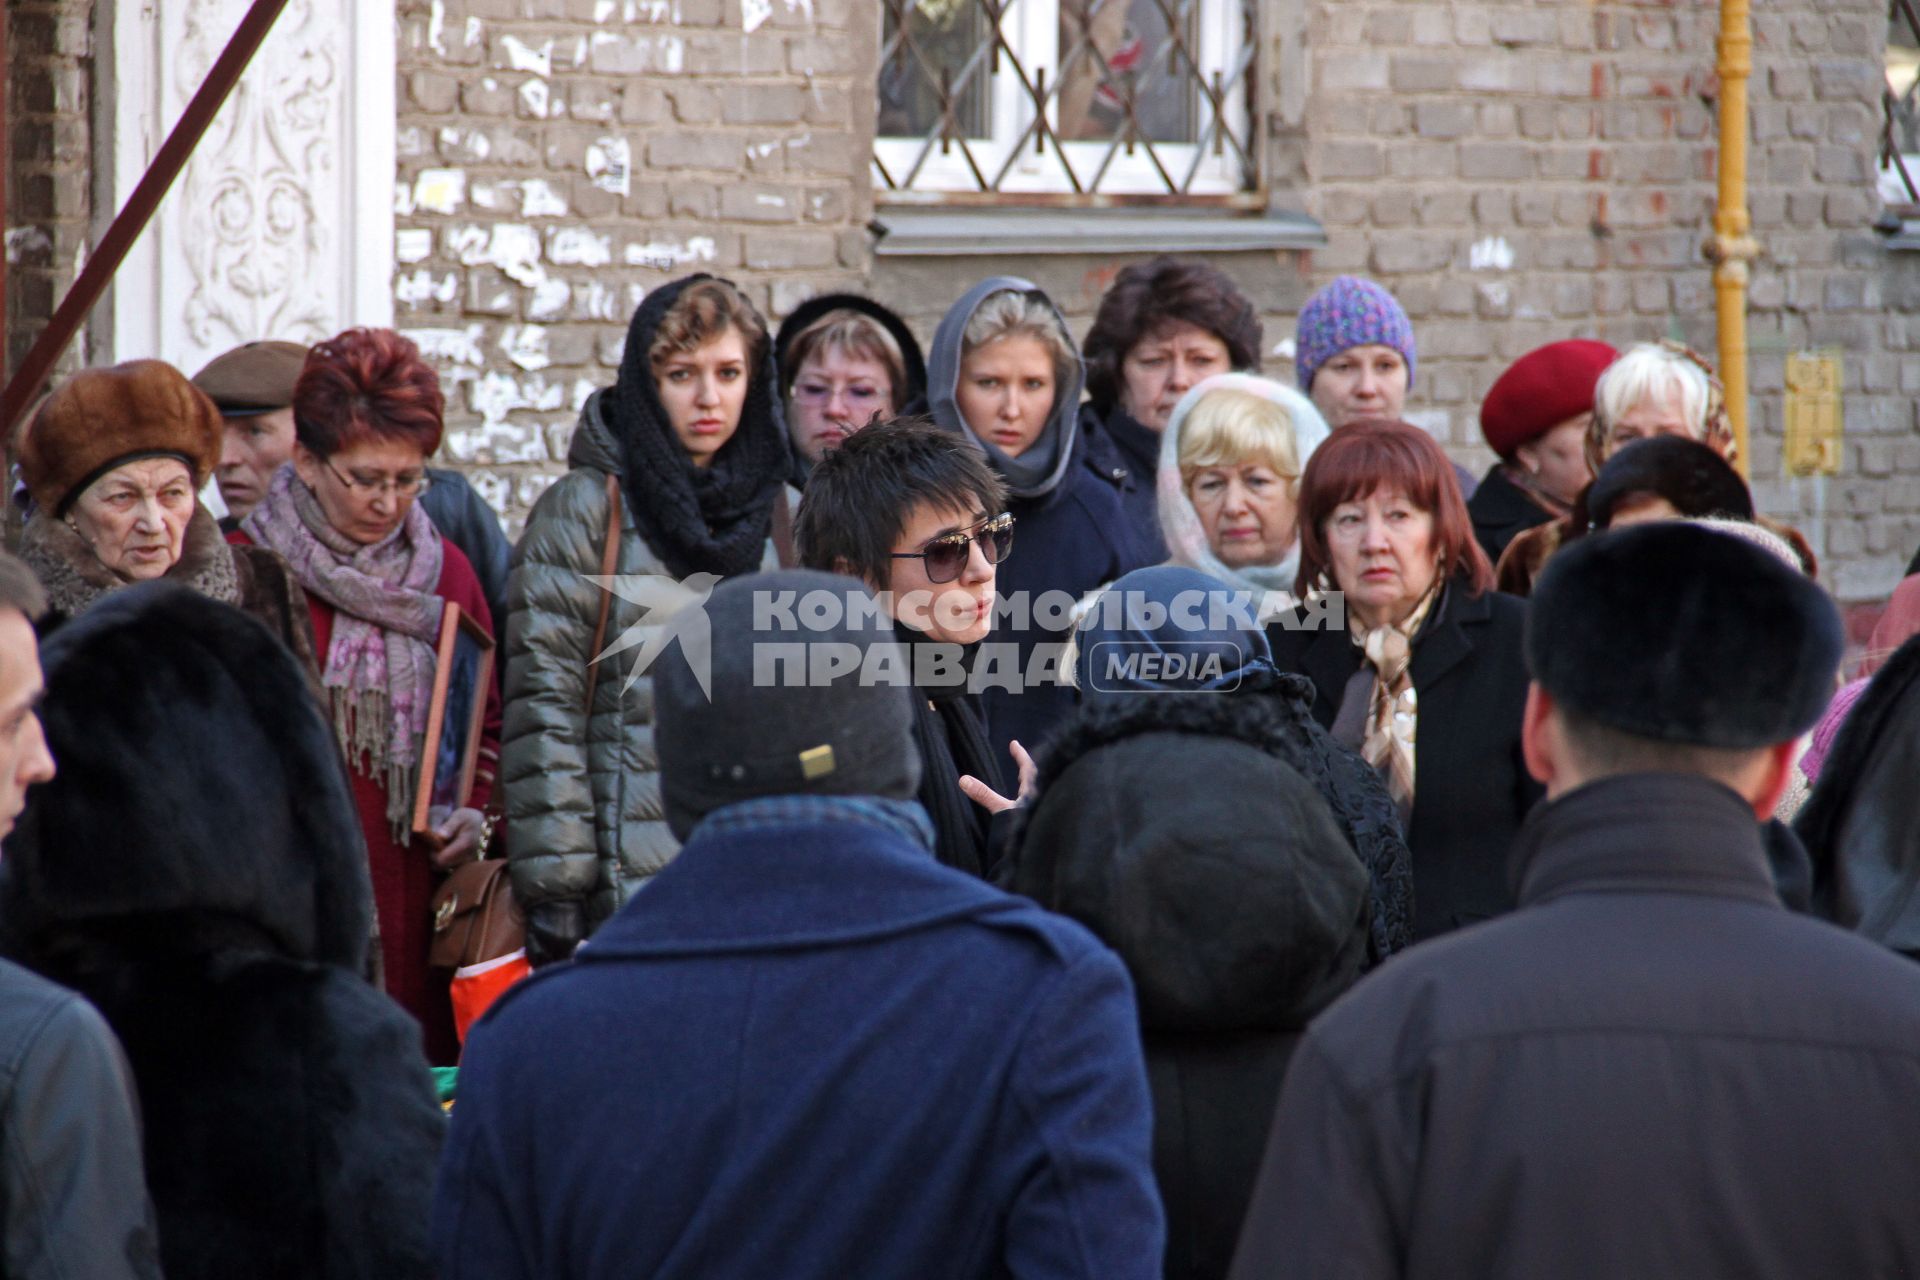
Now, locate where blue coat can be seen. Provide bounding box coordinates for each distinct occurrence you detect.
[432,810,1164,1280]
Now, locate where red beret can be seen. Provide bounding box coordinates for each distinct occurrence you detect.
[1480,340,1618,459]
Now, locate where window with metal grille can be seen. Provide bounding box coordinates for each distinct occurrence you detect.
[1886,0,1920,214]
[875,0,1262,206]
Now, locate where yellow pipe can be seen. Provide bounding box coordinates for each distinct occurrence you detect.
[1712,0,1758,476]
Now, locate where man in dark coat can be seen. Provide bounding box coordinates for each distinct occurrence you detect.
[0,553,161,1280]
[1231,522,1920,1280]
[0,582,444,1280]
[434,570,1164,1280]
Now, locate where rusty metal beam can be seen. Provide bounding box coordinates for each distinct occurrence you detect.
[0,0,292,438]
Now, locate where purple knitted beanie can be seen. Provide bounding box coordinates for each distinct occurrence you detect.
[1295,276,1417,394]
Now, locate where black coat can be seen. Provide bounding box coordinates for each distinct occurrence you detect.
[1268,579,1539,939]
[1078,402,1168,563]
[1795,632,1920,947]
[421,466,513,640]
[1230,773,1920,1280]
[1465,464,1555,565]
[1009,692,1374,1280]
[983,464,1152,761]
[0,584,443,1280]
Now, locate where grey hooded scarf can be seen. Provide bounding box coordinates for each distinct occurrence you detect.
[926,275,1085,502]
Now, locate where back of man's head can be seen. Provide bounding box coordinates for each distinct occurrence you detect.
[654,569,921,841]
[1525,522,1841,801]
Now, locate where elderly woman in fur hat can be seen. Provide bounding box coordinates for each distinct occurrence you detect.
[15,360,320,688]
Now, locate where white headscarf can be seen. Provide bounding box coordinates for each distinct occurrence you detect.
[1155,373,1331,605]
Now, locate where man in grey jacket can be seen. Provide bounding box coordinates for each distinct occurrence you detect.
[1232,522,1920,1280]
[0,552,161,1279]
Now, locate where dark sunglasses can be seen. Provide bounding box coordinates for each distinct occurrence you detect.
[889,513,1015,584]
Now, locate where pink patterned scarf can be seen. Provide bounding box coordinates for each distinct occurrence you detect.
[242,464,445,837]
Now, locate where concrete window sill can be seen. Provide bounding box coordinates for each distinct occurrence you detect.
[871,207,1326,257]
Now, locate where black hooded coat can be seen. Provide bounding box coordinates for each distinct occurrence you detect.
[0,583,443,1280]
[1007,692,1374,1280]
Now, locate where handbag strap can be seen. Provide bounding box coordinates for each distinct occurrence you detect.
[772,490,796,569]
[583,472,622,717]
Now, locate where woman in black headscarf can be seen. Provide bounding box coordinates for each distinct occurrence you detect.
[501,275,796,965]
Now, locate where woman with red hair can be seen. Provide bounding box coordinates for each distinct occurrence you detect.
[234,327,501,1064]
[1268,418,1539,941]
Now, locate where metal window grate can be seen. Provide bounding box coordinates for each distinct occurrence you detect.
[1886,0,1920,214]
[875,0,1261,206]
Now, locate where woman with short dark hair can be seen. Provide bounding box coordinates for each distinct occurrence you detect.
[795,417,1016,876]
[1081,256,1263,558]
[236,326,502,1063]
[1271,419,1539,939]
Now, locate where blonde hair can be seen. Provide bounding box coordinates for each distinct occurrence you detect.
[784,309,908,409]
[1178,388,1303,488]
[962,289,1078,390]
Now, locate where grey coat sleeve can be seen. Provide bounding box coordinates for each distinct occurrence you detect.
[501,470,614,931]
[1002,948,1165,1280]
[0,994,161,1280]
[1226,1034,1407,1280]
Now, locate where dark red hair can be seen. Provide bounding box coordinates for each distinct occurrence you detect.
[1293,418,1495,599]
[294,328,445,459]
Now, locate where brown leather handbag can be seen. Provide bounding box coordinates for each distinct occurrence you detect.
[429,853,523,970]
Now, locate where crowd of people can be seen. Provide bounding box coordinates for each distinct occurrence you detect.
[1,259,1919,1279]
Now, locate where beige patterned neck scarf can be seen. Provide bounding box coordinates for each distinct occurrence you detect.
[1351,583,1442,818]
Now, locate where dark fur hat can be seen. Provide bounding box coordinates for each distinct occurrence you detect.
[17,360,224,515]
[1586,434,1753,530]
[1528,522,1842,748]
[0,581,371,969]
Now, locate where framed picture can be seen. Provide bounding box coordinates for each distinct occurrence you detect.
[412,604,496,836]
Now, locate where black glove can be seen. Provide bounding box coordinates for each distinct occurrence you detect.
[524,899,586,968]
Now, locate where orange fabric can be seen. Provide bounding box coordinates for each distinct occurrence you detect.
[450,950,531,1043]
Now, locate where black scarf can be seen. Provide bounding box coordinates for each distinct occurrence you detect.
[611,275,792,580]
[897,623,1005,878]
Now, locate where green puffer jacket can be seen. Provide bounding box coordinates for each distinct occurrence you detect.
[501,390,784,958]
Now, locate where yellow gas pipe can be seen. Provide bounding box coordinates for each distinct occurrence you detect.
[1711,0,1758,477]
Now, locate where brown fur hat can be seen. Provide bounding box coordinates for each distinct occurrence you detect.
[17,360,223,515]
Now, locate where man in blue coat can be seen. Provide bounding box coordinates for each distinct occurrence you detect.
[433,569,1164,1280]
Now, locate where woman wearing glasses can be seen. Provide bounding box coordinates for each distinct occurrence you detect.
[237,326,502,1065]
[796,418,1021,877]
[503,275,795,968]
[774,293,926,478]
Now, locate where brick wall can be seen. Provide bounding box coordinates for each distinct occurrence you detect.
[6,0,1916,595]
[1300,0,1920,600]
[391,0,876,528]
[5,0,94,376]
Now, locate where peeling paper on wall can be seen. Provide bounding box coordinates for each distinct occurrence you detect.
[413,169,468,215]
[404,325,488,371]
[586,137,633,197]
[742,0,772,32]
[622,237,717,271]
[1469,236,1515,272]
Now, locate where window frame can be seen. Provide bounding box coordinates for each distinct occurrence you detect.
[873,0,1263,207]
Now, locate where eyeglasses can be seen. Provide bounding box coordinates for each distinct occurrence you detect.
[889,514,1014,584]
[323,457,432,498]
